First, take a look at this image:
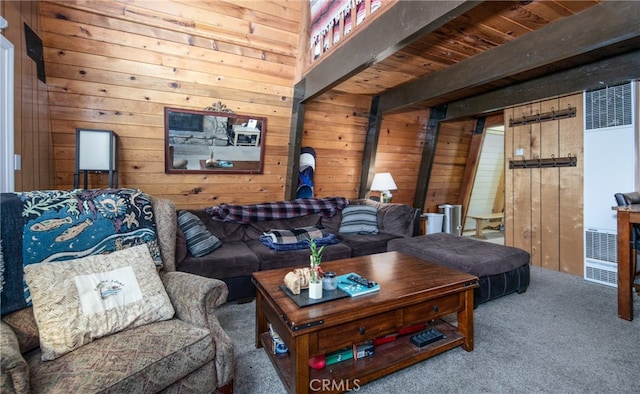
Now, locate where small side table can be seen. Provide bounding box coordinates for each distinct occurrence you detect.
[467,213,504,239]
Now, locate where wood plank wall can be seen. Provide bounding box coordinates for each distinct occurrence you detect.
[39,0,301,209]
[423,119,475,213]
[504,93,584,276]
[300,94,428,205]
[374,110,428,205]
[301,91,372,199]
[3,1,55,192]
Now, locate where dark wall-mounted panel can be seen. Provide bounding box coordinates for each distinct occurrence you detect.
[24,22,45,83]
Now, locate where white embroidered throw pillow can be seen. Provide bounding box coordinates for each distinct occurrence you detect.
[24,244,175,361]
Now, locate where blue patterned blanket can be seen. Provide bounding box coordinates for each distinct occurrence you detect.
[0,188,160,316]
[259,233,339,251]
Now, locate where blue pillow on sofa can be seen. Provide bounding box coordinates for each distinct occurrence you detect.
[339,205,379,234]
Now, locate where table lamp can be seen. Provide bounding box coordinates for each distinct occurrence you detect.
[74,128,118,189]
[371,172,397,203]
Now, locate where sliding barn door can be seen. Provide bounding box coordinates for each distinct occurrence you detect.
[504,93,584,275]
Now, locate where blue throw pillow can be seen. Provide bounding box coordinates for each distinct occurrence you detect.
[339,205,379,234]
[177,211,222,257]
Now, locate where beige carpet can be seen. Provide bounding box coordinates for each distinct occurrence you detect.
[217,265,640,393]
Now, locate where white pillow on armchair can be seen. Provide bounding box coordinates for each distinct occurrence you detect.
[24,244,175,361]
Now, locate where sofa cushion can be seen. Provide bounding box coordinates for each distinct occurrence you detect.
[248,239,352,271]
[340,233,400,257]
[191,210,246,243]
[175,225,189,264]
[376,203,417,238]
[149,196,178,271]
[24,244,175,361]
[387,233,530,277]
[0,321,29,393]
[1,307,40,354]
[319,211,343,234]
[161,359,218,393]
[26,319,213,393]
[179,241,260,279]
[352,199,417,238]
[339,205,379,234]
[178,210,222,257]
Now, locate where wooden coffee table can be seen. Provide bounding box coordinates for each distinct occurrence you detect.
[252,251,479,393]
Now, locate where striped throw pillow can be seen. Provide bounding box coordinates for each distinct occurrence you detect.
[338,205,379,234]
[177,211,222,257]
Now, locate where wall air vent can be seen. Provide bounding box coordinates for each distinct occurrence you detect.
[585,260,617,287]
[583,80,636,288]
[585,229,617,263]
[585,82,632,130]
[584,229,618,287]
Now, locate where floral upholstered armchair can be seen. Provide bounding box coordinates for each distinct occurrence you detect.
[0,189,234,393]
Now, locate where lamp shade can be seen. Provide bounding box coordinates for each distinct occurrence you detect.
[74,128,118,189]
[370,172,397,191]
[77,129,117,170]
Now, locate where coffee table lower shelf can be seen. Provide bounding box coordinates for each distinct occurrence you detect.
[259,319,463,393]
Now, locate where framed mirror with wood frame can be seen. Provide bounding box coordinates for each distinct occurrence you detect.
[164,107,266,174]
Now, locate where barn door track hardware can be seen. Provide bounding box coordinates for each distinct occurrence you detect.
[509,105,576,127]
[509,154,577,169]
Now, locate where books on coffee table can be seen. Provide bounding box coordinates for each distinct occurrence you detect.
[336,272,380,297]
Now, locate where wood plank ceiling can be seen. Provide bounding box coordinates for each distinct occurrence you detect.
[314,0,608,108]
[290,0,640,205]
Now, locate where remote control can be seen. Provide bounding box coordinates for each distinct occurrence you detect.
[410,328,445,348]
[347,274,376,288]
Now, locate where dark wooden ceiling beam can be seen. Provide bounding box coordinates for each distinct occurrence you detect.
[300,0,478,102]
[285,81,307,200]
[358,96,382,199]
[378,1,640,114]
[445,49,640,120]
[413,105,447,211]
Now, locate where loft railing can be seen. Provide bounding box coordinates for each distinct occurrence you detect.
[305,0,395,71]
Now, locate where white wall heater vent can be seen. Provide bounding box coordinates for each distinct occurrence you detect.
[585,228,617,263]
[585,82,633,130]
[585,260,618,287]
[583,80,638,288]
[584,228,617,286]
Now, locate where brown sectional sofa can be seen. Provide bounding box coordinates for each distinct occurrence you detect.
[176,199,421,301]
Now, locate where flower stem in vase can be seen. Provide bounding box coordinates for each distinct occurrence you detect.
[307,238,325,284]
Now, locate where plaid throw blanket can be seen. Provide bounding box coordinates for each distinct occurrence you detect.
[262,226,326,244]
[205,197,348,223]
